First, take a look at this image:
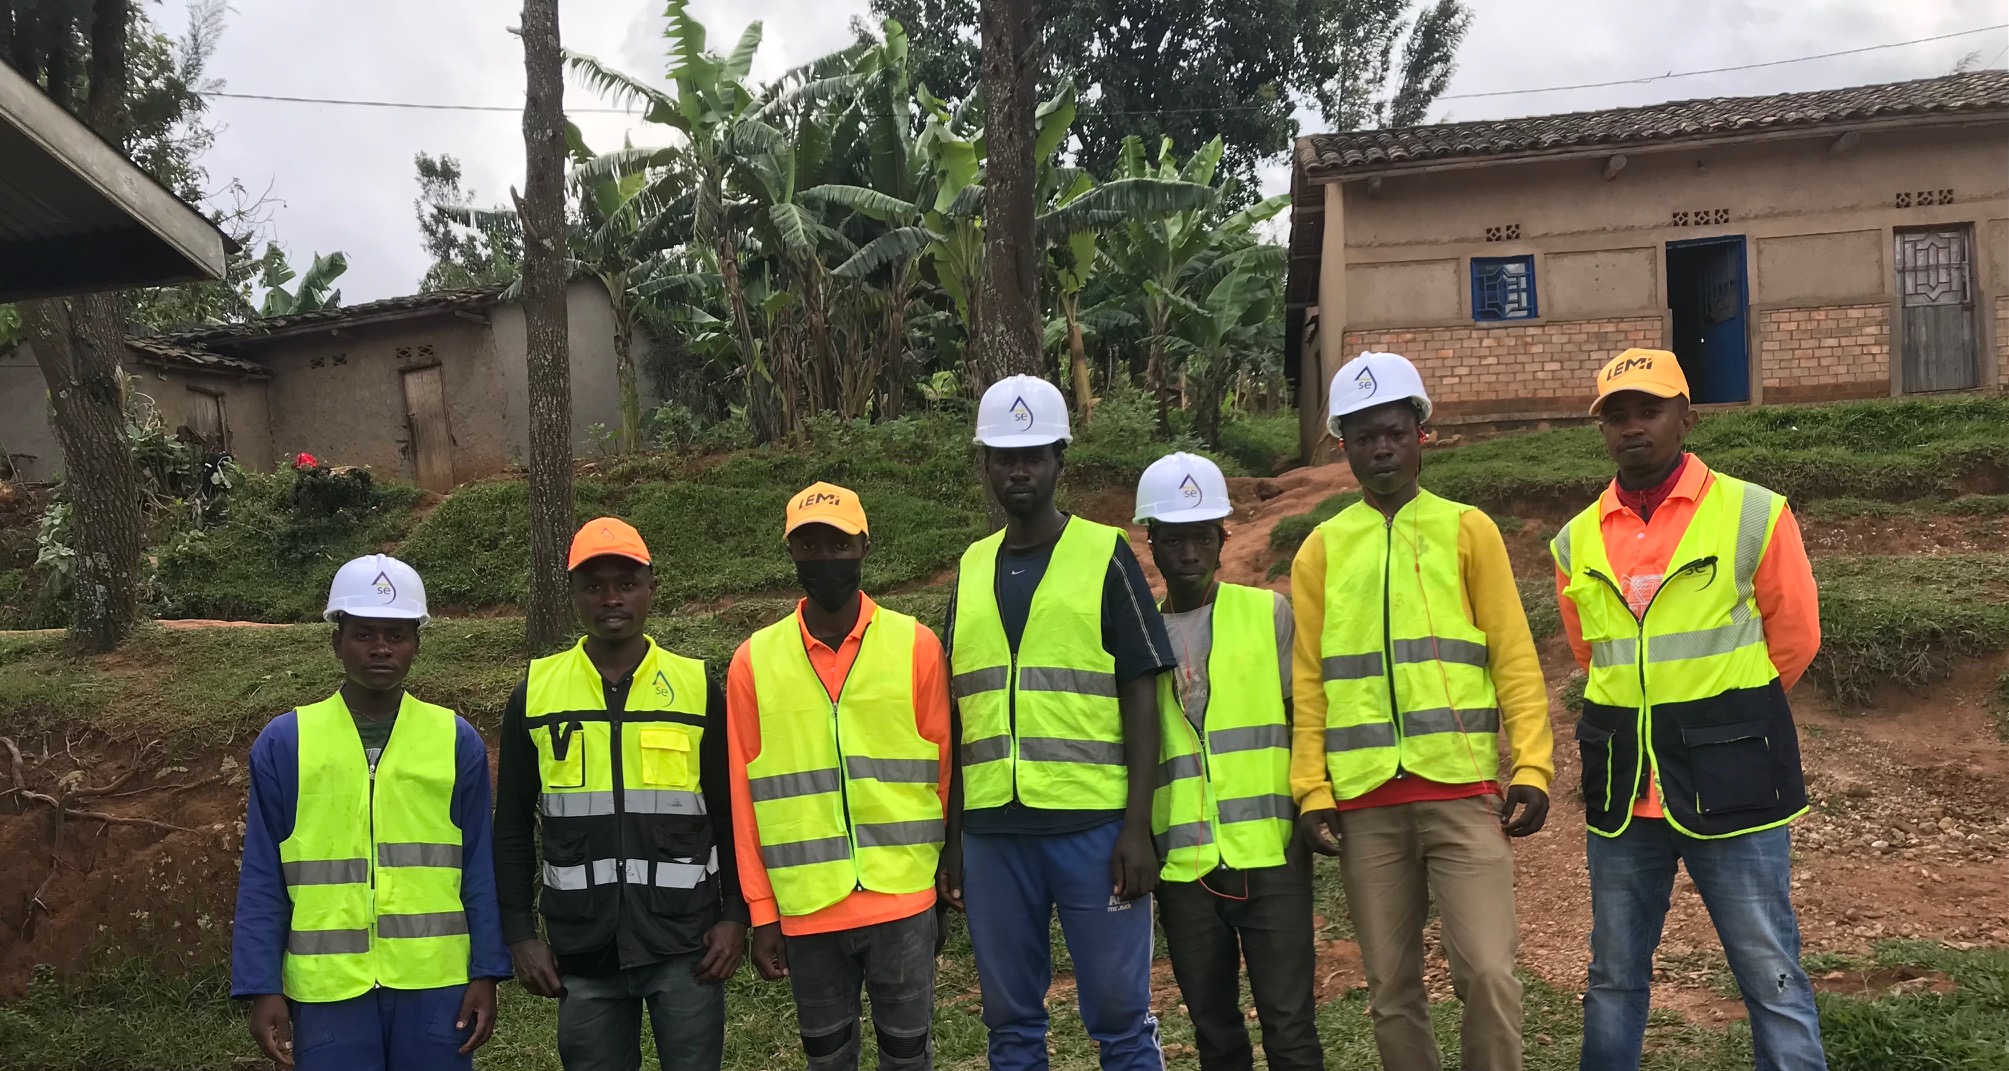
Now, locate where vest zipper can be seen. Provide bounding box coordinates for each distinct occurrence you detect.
[367,737,380,988]
[1587,558,1710,810]
[1382,515,1404,779]
[815,617,871,892]
[609,672,627,904]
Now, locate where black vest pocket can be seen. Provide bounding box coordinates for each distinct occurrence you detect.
[1574,719,1617,815]
[1678,720,1777,815]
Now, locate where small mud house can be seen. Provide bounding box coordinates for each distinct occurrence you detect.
[1285,71,2009,454]
[2,279,658,491]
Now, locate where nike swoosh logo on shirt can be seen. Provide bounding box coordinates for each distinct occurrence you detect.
[1010,568,1026,575]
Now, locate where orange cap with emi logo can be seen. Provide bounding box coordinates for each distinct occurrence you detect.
[1591,348,1690,415]
[786,481,869,537]
[568,516,651,570]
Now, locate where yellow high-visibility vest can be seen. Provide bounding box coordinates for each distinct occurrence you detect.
[746,605,943,917]
[951,518,1128,811]
[1154,582,1294,880]
[1318,491,1502,799]
[278,692,467,1002]
[1553,471,1808,839]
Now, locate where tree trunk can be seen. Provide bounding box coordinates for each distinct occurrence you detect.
[1063,291,1092,423]
[880,263,912,421]
[718,240,779,444]
[519,0,575,655]
[20,295,143,651]
[1145,333,1170,435]
[607,273,639,454]
[969,0,1042,395]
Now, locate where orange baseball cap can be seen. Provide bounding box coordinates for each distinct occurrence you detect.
[1591,348,1690,415]
[568,517,651,570]
[785,481,868,537]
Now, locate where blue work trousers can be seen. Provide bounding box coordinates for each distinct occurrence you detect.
[289,983,473,1071]
[1581,821,1828,1071]
[963,824,1162,1071]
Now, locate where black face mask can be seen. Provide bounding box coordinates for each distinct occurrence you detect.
[796,558,862,613]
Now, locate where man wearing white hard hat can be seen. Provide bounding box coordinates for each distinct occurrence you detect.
[1139,453,1323,1071]
[942,375,1174,1071]
[1287,352,1554,1071]
[231,555,509,1070]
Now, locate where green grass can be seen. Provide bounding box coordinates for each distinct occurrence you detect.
[1810,554,2009,703]
[1801,493,2009,522]
[1215,412,1302,476]
[1269,493,1361,552]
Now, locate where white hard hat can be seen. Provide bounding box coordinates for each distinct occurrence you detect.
[974,374,1071,448]
[1328,350,1433,436]
[1135,452,1232,524]
[324,554,430,626]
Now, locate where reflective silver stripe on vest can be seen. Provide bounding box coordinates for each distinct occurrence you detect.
[543,857,627,890]
[1018,736,1125,765]
[1392,637,1488,668]
[282,858,367,886]
[845,757,939,784]
[1018,666,1119,698]
[1321,653,1384,681]
[1208,724,1289,753]
[1404,707,1500,736]
[1154,822,1212,854]
[626,789,708,815]
[1591,637,1637,668]
[377,842,460,868]
[1552,525,1573,576]
[1735,486,1775,597]
[654,847,721,888]
[376,911,470,939]
[288,928,370,955]
[624,859,651,885]
[1156,752,1204,786]
[952,666,1010,697]
[762,835,853,869]
[962,735,1011,764]
[1648,616,1765,663]
[1217,794,1294,824]
[856,818,945,848]
[541,792,614,817]
[1326,724,1397,751]
[749,769,841,802]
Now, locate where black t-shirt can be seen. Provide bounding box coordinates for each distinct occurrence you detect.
[943,516,1175,835]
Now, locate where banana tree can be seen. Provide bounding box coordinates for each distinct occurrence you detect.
[257,248,348,317]
[1167,245,1286,447]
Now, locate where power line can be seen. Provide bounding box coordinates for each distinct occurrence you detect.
[206,23,2008,118]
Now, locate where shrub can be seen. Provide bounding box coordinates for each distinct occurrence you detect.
[1268,492,1359,551]
[1215,412,1301,476]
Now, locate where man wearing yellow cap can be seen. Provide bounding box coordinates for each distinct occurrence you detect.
[725,483,953,1071]
[493,518,748,1071]
[1555,351,1826,1071]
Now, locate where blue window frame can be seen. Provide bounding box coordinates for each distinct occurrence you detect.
[1471,255,1538,321]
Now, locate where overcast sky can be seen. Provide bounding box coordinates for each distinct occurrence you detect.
[192,0,2008,303]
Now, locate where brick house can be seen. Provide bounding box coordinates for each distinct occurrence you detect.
[1283,71,2009,455]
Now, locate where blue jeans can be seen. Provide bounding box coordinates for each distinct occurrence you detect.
[963,823,1162,1071]
[289,984,474,1071]
[1581,822,1827,1071]
[557,952,724,1071]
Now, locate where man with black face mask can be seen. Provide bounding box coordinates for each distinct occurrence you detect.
[725,482,953,1071]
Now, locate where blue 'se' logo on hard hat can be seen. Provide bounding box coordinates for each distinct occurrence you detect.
[1008,396,1033,429]
[1178,474,1201,502]
[1354,367,1377,396]
[652,670,674,701]
[371,571,396,602]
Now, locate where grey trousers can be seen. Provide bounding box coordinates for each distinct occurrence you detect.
[557,952,725,1071]
[785,907,939,1071]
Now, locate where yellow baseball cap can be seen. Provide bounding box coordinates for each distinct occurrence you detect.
[569,517,651,570]
[1591,349,1690,415]
[785,481,868,537]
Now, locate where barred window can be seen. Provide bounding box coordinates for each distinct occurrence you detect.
[1471,255,1538,322]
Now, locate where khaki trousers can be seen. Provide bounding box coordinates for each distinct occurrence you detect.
[1335,795,1522,1071]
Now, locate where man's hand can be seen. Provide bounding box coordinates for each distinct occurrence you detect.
[750,923,789,981]
[1501,785,1550,837]
[693,919,747,984]
[248,994,293,1069]
[455,978,498,1055]
[1110,822,1158,901]
[509,937,565,999]
[1298,808,1343,857]
[935,836,965,912]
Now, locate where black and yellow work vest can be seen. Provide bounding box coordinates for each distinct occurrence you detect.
[746,605,943,917]
[1153,582,1295,881]
[1553,471,1808,839]
[524,638,716,954]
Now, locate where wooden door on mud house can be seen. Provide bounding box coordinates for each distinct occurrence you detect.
[1895,226,1979,393]
[400,364,456,492]
[183,387,228,452]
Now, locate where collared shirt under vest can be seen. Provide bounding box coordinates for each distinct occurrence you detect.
[278,692,468,1002]
[745,603,945,919]
[1153,582,1295,882]
[1552,470,1809,839]
[951,517,1130,812]
[1317,490,1504,800]
[523,637,721,957]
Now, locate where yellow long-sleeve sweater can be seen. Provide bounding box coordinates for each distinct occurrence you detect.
[1287,503,1554,813]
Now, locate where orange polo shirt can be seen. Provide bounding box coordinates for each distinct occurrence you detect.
[726,594,953,935]
[1555,454,1821,817]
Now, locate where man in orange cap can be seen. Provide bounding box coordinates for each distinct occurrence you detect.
[493,518,748,1071]
[726,483,952,1071]
[1555,351,1827,1071]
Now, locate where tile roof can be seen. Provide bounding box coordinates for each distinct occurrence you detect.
[126,335,269,378]
[1298,71,2009,178]
[165,284,509,345]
